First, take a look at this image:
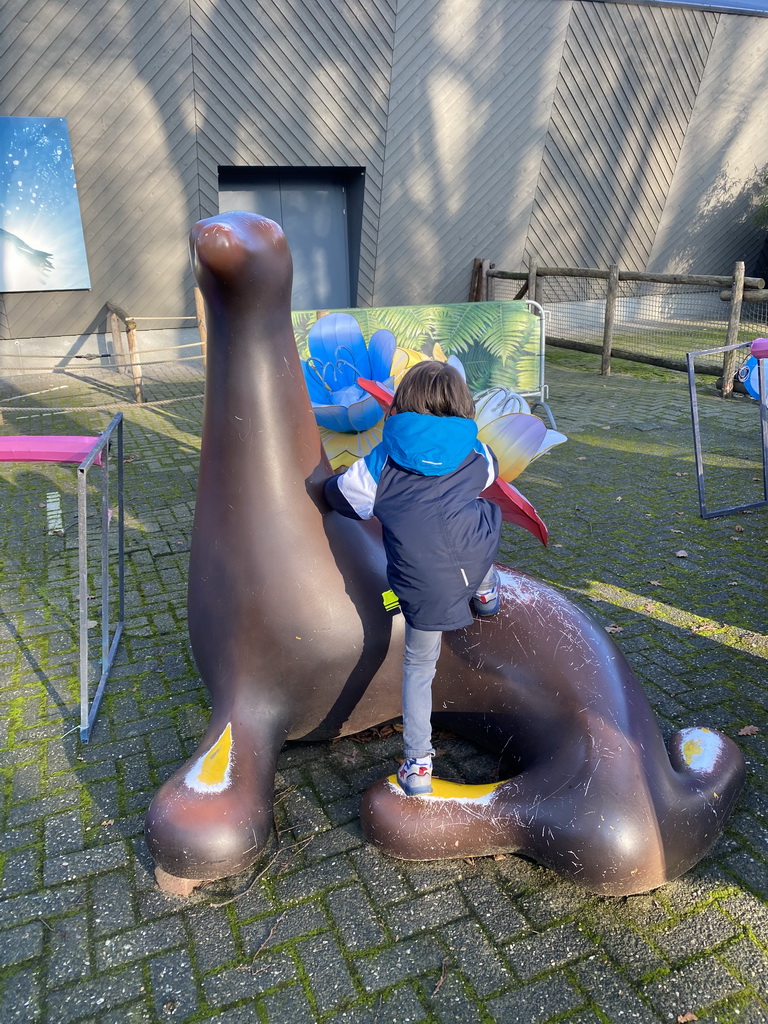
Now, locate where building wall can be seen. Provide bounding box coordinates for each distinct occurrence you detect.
[373,0,571,305]
[1,0,766,341]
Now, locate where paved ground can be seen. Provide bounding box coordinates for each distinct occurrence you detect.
[0,349,767,1024]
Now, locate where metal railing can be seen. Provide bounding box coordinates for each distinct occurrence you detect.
[77,412,124,742]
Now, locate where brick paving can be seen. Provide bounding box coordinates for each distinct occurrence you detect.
[0,349,766,1023]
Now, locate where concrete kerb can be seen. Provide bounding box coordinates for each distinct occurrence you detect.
[0,349,766,1024]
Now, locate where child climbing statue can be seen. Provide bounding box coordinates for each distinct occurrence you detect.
[324,360,502,795]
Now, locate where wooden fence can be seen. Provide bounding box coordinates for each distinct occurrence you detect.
[470,259,766,396]
[106,293,207,405]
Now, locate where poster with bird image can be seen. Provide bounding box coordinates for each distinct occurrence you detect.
[0,116,90,293]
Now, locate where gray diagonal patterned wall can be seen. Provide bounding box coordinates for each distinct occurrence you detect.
[373,0,572,306]
[190,0,397,307]
[647,12,768,275]
[2,0,199,342]
[524,1,719,272]
[0,0,767,342]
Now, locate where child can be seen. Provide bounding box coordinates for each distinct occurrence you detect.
[323,360,502,795]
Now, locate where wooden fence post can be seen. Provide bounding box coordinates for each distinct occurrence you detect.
[481,259,492,301]
[601,264,619,376]
[721,261,745,398]
[469,259,483,301]
[0,294,9,342]
[108,311,128,374]
[194,286,207,369]
[528,258,538,311]
[125,317,144,404]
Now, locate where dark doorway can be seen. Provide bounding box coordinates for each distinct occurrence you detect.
[218,166,365,310]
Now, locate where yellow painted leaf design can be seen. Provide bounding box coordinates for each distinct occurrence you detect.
[185,723,234,792]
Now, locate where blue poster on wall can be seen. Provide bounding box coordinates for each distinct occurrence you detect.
[0,116,90,293]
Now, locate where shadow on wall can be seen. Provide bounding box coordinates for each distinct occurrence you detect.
[659,166,768,278]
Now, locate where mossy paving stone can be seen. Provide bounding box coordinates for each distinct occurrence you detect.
[0,356,766,1022]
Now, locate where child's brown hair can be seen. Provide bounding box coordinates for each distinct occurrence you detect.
[391,360,475,419]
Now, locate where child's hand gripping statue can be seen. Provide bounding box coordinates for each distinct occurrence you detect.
[323,361,501,795]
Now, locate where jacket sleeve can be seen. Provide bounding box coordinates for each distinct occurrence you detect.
[323,455,378,520]
[477,441,499,490]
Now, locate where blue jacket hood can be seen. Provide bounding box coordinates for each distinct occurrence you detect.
[382,412,479,476]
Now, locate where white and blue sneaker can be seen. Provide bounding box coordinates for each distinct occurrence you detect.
[473,570,500,616]
[397,756,433,796]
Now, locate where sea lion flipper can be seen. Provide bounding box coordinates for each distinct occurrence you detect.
[146,714,285,882]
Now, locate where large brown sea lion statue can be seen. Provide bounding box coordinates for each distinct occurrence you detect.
[145,212,745,897]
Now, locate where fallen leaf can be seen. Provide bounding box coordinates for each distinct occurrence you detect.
[577,456,587,461]
[493,853,506,861]
[677,1014,698,1023]
[615,496,623,502]
[649,580,662,586]
[605,624,623,634]
[675,550,689,558]
[348,723,400,743]
[738,725,760,736]
[432,957,449,996]
[642,603,655,612]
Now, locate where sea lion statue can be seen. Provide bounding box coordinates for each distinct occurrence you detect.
[145,212,745,896]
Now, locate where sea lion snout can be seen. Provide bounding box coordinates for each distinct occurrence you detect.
[190,212,290,288]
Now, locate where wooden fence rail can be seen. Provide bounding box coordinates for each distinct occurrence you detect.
[106,289,207,404]
[105,303,143,404]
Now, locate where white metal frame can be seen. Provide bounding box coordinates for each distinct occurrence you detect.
[520,299,557,429]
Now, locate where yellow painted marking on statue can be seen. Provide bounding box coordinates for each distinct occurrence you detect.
[196,723,233,786]
[683,737,703,765]
[388,775,503,800]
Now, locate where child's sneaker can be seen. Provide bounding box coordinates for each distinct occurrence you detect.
[397,756,433,795]
[473,570,500,616]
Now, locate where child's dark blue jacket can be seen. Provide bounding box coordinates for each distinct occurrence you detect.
[323,411,501,631]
